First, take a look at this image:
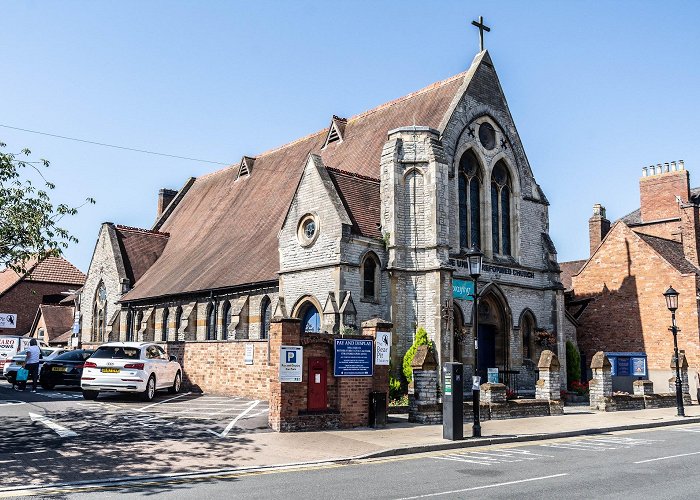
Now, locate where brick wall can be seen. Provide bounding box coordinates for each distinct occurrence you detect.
[0,281,78,336]
[639,170,689,223]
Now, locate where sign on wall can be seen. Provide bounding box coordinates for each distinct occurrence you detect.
[487,368,499,384]
[334,339,373,377]
[375,331,391,366]
[0,314,17,329]
[452,279,474,301]
[244,343,254,365]
[606,352,647,378]
[280,345,303,382]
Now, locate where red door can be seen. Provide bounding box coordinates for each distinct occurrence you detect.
[307,357,327,411]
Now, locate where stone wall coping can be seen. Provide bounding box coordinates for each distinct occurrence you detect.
[537,350,560,369]
[590,351,612,369]
[387,126,440,137]
[361,317,393,329]
[271,317,301,324]
[412,345,437,369]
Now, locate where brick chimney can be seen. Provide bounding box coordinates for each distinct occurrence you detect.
[639,161,689,223]
[680,202,700,267]
[589,204,611,256]
[157,188,178,218]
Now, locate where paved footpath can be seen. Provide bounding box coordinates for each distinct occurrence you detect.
[1,376,699,496]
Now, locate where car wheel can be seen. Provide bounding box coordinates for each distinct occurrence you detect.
[142,375,156,402]
[82,390,99,400]
[41,381,55,390]
[168,371,181,394]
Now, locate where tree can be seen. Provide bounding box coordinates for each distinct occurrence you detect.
[0,142,94,273]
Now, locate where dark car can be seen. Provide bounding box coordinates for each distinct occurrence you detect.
[40,349,95,390]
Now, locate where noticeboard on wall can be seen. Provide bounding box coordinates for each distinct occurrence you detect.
[334,339,373,377]
[606,352,647,378]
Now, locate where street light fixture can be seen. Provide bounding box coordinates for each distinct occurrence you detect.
[467,245,483,438]
[663,285,685,417]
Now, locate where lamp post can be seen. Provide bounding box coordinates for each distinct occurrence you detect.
[467,246,483,438]
[663,285,685,417]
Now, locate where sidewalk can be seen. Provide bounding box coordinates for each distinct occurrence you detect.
[241,405,700,466]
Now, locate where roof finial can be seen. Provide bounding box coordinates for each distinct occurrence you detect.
[471,16,491,52]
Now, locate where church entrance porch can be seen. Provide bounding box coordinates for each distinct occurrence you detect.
[474,290,512,387]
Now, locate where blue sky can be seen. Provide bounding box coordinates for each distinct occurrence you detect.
[2,1,699,271]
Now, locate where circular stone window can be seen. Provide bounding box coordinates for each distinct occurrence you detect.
[478,122,496,150]
[298,214,319,247]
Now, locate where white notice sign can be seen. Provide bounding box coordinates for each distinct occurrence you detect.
[375,331,391,366]
[244,343,254,365]
[280,345,303,382]
[0,314,17,329]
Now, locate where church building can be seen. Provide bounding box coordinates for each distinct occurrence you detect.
[80,43,565,394]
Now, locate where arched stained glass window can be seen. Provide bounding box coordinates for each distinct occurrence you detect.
[206,303,216,340]
[161,308,169,342]
[221,301,231,340]
[491,160,512,256]
[175,306,183,336]
[260,296,271,339]
[92,282,107,342]
[458,150,481,249]
[362,253,380,300]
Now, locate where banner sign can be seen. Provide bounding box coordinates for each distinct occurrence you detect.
[334,339,373,377]
[452,279,474,301]
[280,345,303,382]
[375,331,391,366]
[244,343,254,365]
[0,314,17,329]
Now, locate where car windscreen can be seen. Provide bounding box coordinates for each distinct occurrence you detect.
[90,346,141,360]
[41,349,54,357]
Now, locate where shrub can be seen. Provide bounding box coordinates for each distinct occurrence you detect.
[402,327,431,384]
[389,375,404,402]
[570,380,589,396]
[566,340,581,389]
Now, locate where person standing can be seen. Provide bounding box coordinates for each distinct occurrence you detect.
[24,339,41,393]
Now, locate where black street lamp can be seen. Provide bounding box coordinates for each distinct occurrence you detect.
[467,246,483,438]
[663,285,685,417]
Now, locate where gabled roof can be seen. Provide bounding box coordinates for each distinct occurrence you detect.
[0,256,86,297]
[559,259,587,290]
[113,225,169,285]
[34,304,74,341]
[327,168,381,239]
[121,55,489,302]
[635,232,700,275]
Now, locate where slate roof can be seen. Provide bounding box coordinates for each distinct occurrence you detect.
[37,304,74,342]
[0,257,85,297]
[559,259,587,290]
[636,233,700,275]
[121,54,488,302]
[114,225,170,285]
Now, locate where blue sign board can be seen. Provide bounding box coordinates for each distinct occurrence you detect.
[606,352,647,378]
[452,279,474,301]
[334,339,374,377]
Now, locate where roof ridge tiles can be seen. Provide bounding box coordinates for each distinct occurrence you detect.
[326,166,380,183]
[115,225,170,237]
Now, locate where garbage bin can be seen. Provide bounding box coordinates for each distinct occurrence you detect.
[369,391,387,428]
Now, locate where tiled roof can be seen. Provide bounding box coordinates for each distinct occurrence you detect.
[559,259,587,290]
[114,225,169,285]
[636,233,700,275]
[327,168,381,239]
[38,304,74,341]
[0,257,85,296]
[121,62,476,302]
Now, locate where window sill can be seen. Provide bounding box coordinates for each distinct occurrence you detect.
[360,297,381,305]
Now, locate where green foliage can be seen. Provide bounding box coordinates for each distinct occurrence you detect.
[389,375,404,402]
[566,340,582,388]
[0,143,94,273]
[402,327,431,384]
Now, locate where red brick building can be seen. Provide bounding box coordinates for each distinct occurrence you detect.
[0,257,86,336]
[564,162,700,399]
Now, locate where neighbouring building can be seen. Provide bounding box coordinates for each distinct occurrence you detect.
[565,162,700,400]
[0,256,85,336]
[29,301,77,347]
[80,48,565,396]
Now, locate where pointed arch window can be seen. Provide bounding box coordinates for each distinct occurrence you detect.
[458,150,481,249]
[206,303,216,340]
[300,303,321,333]
[362,253,380,301]
[92,282,107,343]
[521,313,535,361]
[221,301,231,340]
[260,296,271,339]
[174,306,183,336]
[161,308,169,342]
[491,160,512,256]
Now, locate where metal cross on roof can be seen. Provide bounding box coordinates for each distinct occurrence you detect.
[471,16,491,52]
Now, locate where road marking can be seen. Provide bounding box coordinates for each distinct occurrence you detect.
[29,412,78,438]
[634,451,700,464]
[394,474,569,499]
[0,400,25,406]
[137,391,191,412]
[207,400,260,437]
[541,436,655,451]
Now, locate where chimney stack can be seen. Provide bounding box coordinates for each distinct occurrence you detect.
[589,204,611,256]
[639,161,689,223]
[157,188,178,218]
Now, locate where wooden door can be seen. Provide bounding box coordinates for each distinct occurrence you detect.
[307,357,327,411]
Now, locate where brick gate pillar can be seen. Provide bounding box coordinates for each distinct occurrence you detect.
[589,351,613,411]
[408,345,442,424]
[361,317,393,396]
[268,318,301,432]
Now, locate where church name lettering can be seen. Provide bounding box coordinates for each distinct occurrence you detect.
[449,259,535,279]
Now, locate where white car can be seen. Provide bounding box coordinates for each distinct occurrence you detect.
[81,342,182,401]
[2,348,69,383]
